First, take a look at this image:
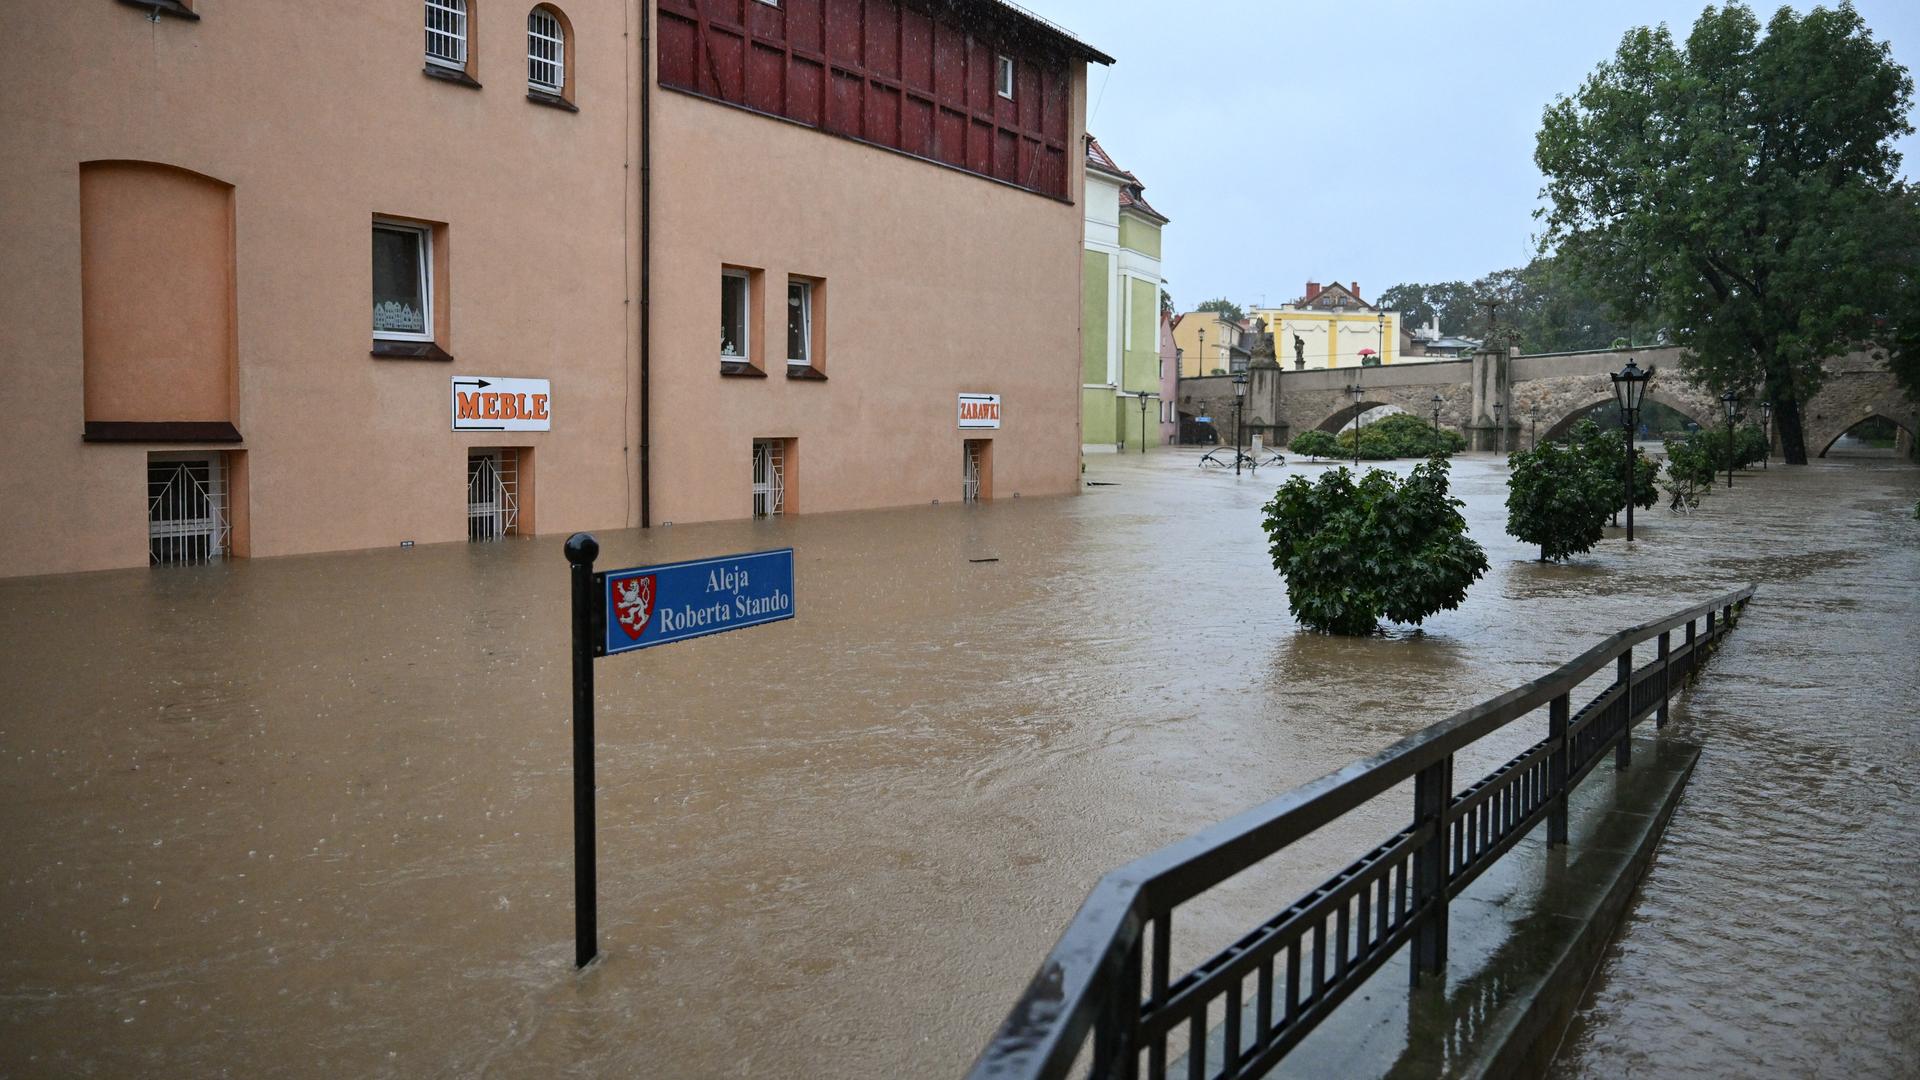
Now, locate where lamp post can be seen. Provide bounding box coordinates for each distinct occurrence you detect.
[1431,393,1443,434]
[1609,358,1654,541]
[1493,401,1504,455]
[1197,328,1206,379]
[1231,371,1248,476]
[1721,390,1738,488]
[1760,401,1772,469]
[1349,380,1365,467]
[1139,392,1151,454]
[1529,404,1540,451]
[1377,308,1386,368]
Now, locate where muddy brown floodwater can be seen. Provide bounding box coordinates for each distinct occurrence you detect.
[2,451,1916,1078]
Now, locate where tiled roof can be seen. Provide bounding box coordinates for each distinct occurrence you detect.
[1087,135,1169,224]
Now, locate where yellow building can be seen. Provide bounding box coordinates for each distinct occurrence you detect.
[1253,281,1402,370]
[1170,310,1248,378]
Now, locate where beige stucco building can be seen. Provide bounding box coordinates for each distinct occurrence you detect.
[0,0,1108,578]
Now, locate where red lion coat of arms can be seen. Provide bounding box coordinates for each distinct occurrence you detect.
[613,575,656,640]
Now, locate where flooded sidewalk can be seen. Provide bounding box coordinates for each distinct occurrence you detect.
[3,452,1916,1077]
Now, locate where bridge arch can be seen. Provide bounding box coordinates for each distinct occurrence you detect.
[1316,400,1400,433]
[1536,391,1714,444]
[1817,413,1916,458]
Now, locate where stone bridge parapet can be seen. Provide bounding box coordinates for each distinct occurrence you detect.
[1169,345,1909,457]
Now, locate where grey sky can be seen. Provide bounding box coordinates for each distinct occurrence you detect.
[1031,0,1920,318]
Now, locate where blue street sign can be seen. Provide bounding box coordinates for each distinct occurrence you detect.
[1196,416,1213,423]
[601,548,795,656]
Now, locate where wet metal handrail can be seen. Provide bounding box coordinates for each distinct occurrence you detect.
[967,584,1757,1080]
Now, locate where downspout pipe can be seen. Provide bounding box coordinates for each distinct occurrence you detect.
[639,0,653,527]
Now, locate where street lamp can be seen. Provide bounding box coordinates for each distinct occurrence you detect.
[1138,392,1151,454]
[1492,401,1504,455]
[1349,379,1365,467]
[1609,358,1654,541]
[1721,390,1738,488]
[1197,328,1206,379]
[1233,371,1248,476]
[1760,401,1772,470]
[1529,404,1541,451]
[1431,393,1443,434]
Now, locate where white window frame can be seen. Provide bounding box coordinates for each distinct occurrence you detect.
[527,6,565,95]
[721,269,751,362]
[425,0,469,70]
[786,279,813,366]
[373,220,434,343]
[995,55,1015,100]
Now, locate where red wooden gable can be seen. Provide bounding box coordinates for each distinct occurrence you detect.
[658,0,1075,199]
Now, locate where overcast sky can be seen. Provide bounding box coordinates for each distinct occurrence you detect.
[1030,0,1920,317]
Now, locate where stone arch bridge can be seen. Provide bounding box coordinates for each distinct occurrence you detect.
[1177,346,1912,457]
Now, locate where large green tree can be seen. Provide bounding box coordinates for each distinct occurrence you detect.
[1380,257,1656,353]
[1534,3,1917,463]
[1194,297,1246,323]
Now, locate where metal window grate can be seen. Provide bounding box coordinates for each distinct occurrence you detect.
[468,450,521,542]
[528,7,564,93]
[963,442,982,503]
[425,0,468,68]
[752,439,785,517]
[148,453,229,566]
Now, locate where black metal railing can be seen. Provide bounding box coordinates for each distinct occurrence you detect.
[968,585,1756,1080]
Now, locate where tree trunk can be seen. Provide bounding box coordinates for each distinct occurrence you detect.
[1775,394,1810,464]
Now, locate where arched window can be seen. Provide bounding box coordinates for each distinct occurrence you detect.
[425,0,469,70]
[527,6,568,97]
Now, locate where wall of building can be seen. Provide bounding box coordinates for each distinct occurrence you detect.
[0,1,633,578]
[648,65,1088,520]
[1081,164,1162,453]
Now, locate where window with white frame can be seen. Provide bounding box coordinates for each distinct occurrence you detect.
[721,269,750,361]
[786,280,812,366]
[425,0,469,69]
[995,55,1014,99]
[373,221,432,341]
[527,7,565,94]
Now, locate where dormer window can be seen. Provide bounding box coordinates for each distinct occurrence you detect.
[995,55,1015,100]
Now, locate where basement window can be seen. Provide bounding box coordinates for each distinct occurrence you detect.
[148,452,229,565]
[752,439,786,517]
[468,449,522,541]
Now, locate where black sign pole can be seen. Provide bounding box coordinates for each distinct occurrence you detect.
[565,532,600,968]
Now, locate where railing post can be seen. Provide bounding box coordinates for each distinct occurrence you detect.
[1656,631,1671,728]
[1409,755,1453,986]
[1706,608,1715,639]
[1547,693,1569,846]
[1615,648,1633,769]
[1091,930,1142,1079]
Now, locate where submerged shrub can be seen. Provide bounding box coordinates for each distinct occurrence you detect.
[1506,438,1615,562]
[1288,429,1339,460]
[1260,456,1488,634]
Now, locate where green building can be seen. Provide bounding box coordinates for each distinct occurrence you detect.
[1082,137,1168,452]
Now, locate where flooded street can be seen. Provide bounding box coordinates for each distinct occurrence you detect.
[3,451,1916,1078]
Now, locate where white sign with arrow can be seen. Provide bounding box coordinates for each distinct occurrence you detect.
[451,376,552,432]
